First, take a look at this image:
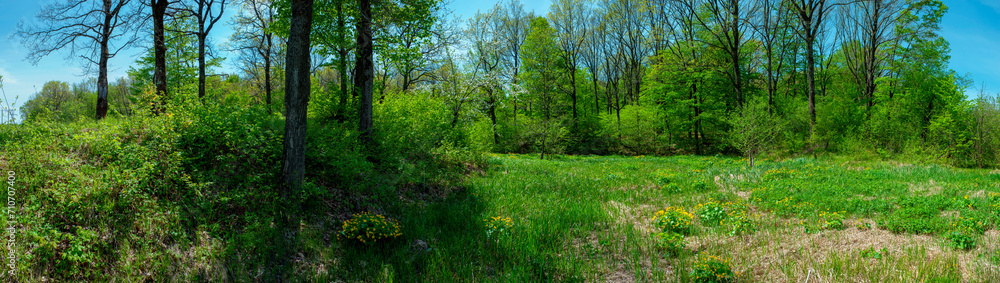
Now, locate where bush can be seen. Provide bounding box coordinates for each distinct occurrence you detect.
[723,211,757,236]
[338,212,403,245]
[697,201,728,227]
[691,255,736,283]
[652,232,684,254]
[653,207,694,234]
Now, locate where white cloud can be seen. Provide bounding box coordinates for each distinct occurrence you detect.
[0,68,16,85]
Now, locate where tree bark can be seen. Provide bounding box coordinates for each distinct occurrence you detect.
[806,36,816,137]
[336,0,349,121]
[152,0,168,114]
[198,32,207,100]
[96,1,112,120]
[282,0,313,192]
[356,0,374,145]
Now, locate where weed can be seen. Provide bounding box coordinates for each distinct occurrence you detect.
[860,247,889,259]
[485,215,513,241]
[697,201,729,227]
[338,212,403,245]
[652,232,684,255]
[691,255,736,283]
[653,207,694,234]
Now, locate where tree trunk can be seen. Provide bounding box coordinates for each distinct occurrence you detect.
[97,48,109,120]
[264,28,273,112]
[96,5,111,120]
[152,0,168,114]
[592,77,599,115]
[806,37,816,137]
[570,63,577,119]
[282,0,313,191]
[356,0,374,145]
[335,0,348,121]
[489,94,498,146]
[198,32,207,100]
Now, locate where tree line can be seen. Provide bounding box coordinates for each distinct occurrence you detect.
[15,0,1000,177]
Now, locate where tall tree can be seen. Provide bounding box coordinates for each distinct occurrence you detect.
[836,0,904,116]
[751,0,793,113]
[522,16,566,159]
[789,0,836,136]
[468,10,504,145]
[549,0,588,119]
[497,0,532,121]
[16,0,142,120]
[231,0,280,112]
[151,0,172,113]
[179,0,228,100]
[356,0,375,144]
[282,0,312,192]
[672,0,755,110]
[580,3,605,114]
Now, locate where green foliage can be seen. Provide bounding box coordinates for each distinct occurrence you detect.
[338,212,403,245]
[729,97,784,166]
[946,230,976,250]
[722,210,757,236]
[691,255,736,283]
[860,246,889,259]
[653,207,694,234]
[652,232,684,254]
[696,201,729,227]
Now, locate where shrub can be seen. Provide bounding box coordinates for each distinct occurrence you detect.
[946,230,976,250]
[946,215,986,250]
[691,255,736,283]
[723,211,756,236]
[697,201,728,227]
[338,212,403,245]
[652,232,684,254]
[653,207,694,234]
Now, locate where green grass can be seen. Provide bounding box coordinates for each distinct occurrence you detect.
[4,113,1000,281]
[419,153,1000,281]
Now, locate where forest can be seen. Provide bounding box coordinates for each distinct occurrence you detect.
[1,0,999,281]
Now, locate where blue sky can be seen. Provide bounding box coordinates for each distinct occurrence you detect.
[1,0,996,122]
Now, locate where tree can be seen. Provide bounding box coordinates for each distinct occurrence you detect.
[751,0,794,113]
[178,0,228,100]
[130,17,214,100]
[549,0,588,119]
[789,0,837,137]
[522,16,567,159]
[282,0,312,191]
[672,0,756,110]
[231,0,281,112]
[356,0,375,145]
[497,0,532,121]
[729,98,783,167]
[580,4,604,114]
[16,0,142,120]
[150,0,172,113]
[467,10,504,145]
[836,0,905,116]
[379,0,442,92]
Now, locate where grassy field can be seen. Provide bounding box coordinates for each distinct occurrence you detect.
[383,153,1000,282]
[3,115,1000,282]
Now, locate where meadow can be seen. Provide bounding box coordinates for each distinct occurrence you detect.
[410,153,1000,282]
[2,110,1000,281]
